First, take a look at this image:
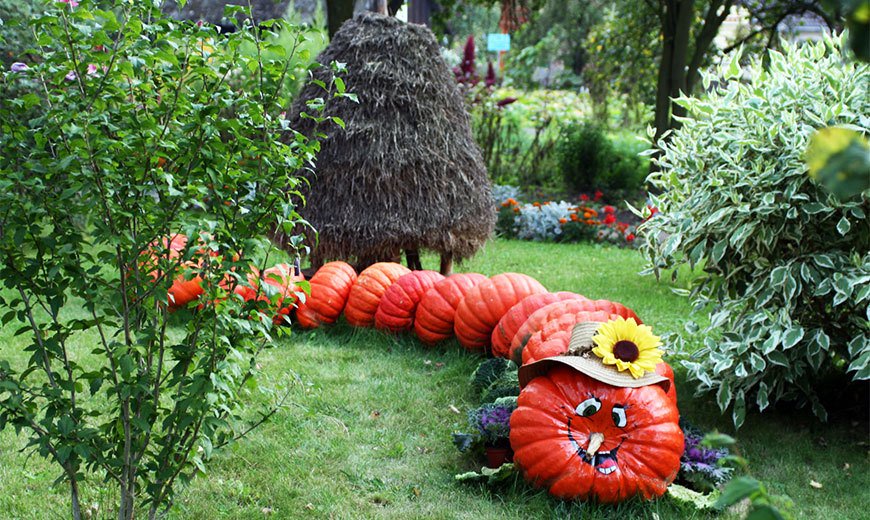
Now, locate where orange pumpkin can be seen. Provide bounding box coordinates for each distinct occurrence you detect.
[375,270,445,332]
[490,292,587,358]
[413,273,488,345]
[296,261,357,329]
[234,263,305,325]
[509,299,641,364]
[453,273,547,352]
[344,262,411,327]
[510,366,683,502]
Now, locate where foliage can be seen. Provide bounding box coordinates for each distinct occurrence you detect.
[502,0,602,89]
[805,126,870,200]
[679,422,734,492]
[0,0,36,67]
[642,36,870,426]
[705,433,795,519]
[0,1,338,518]
[470,357,515,393]
[497,194,643,247]
[556,121,647,193]
[454,462,519,485]
[582,0,658,125]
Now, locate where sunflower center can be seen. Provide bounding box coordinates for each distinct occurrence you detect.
[612,340,639,362]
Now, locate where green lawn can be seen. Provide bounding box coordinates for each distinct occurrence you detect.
[0,239,866,519]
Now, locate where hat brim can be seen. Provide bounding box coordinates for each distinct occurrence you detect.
[518,321,670,391]
[519,356,670,391]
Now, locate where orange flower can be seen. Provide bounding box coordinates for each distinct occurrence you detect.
[570,213,579,222]
[559,218,568,224]
[513,207,520,213]
[501,201,510,208]
[533,202,541,208]
[583,211,593,219]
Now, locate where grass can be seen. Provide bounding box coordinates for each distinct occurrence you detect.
[0,239,867,519]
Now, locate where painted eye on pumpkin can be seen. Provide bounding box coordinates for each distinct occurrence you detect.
[612,405,627,428]
[575,397,602,417]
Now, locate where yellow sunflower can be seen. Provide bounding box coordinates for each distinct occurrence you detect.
[591,317,663,379]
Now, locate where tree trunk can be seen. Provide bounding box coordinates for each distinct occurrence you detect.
[439,253,452,276]
[408,0,431,25]
[69,477,82,520]
[653,0,693,143]
[326,0,355,37]
[405,249,422,270]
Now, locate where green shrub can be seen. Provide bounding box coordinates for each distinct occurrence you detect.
[0,2,338,517]
[557,121,647,193]
[0,0,35,67]
[641,35,869,426]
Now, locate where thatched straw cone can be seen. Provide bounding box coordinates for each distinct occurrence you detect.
[276,12,495,273]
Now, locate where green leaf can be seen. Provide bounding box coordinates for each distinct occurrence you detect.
[782,326,805,349]
[837,216,851,235]
[715,477,762,510]
[746,504,787,520]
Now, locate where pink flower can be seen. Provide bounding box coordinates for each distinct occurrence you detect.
[65,70,77,81]
[496,97,517,108]
[10,62,28,73]
[86,64,98,75]
[58,0,79,7]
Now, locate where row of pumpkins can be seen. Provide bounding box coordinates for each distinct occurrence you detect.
[165,251,683,505]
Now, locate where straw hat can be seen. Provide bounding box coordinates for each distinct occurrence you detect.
[518,322,670,392]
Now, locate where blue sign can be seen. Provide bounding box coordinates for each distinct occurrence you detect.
[487,33,511,52]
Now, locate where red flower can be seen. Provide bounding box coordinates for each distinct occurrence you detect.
[626,233,636,242]
[580,194,589,201]
[603,214,616,225]
[603,205,616,214]
[594,190,603,201]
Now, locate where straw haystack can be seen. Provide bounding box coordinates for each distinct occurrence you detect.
[278,12,495,274]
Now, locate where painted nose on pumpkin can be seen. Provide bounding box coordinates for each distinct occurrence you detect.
[585,432,605,460]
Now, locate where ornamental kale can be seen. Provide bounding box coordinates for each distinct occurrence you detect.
[679,424,734,492]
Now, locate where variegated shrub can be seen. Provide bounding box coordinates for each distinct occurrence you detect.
[641,35,869,426]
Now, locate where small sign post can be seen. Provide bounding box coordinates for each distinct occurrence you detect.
[487,33,511,73]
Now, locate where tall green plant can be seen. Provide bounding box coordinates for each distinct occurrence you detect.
[0,1,343,518]
[641,35,869,426]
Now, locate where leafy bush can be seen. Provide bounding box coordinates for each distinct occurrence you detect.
[0,1,338,517]
[642,35,870,426]
[0,0,35,67]
[557,121,647,193]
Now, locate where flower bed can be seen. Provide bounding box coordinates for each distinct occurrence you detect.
[495,188,651,247]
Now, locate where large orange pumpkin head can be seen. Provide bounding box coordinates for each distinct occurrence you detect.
[413,273,487,345]
[511,320,682,503]
[510,366,682,503]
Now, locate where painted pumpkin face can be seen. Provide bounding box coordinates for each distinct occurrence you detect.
[510,366,683,503]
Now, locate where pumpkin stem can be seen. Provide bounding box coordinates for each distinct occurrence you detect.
[586,432,605,458]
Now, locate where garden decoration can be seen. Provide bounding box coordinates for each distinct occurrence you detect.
[454,273,548,352]
[296,261,358,329]
[273,12,495,274]
[414,273,488,345]
[491,291,587,358]
[375,270,445,332]
[234,262,305,325]
[508,298,641,364]
[511,320,682,503]
[471,402,517,468]
[344,262,411,327]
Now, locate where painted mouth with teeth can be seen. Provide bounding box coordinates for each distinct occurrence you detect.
[567,418,621,475]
